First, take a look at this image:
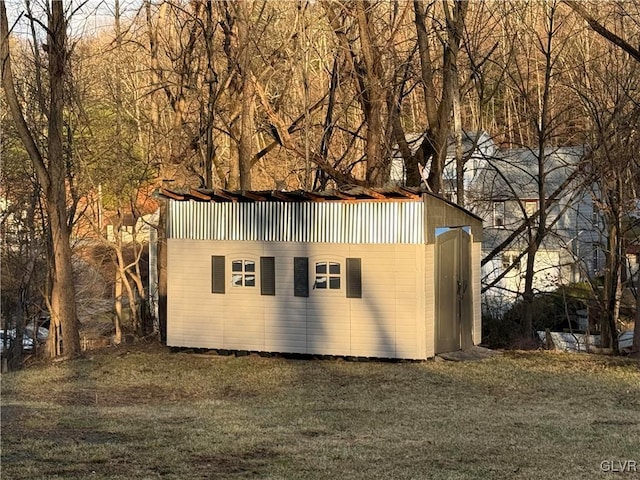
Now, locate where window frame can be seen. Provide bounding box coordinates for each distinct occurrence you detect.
[231,258,257,288]
[523,199,538,217]
[313,260,342,291]
[492,201,505,228]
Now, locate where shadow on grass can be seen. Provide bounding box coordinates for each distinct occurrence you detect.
[3,348,640,479]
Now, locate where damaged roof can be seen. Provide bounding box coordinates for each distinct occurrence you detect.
[159,186,425,203]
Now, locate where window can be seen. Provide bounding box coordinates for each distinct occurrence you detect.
[315,261,341,290]
[212,256,275,294]
[492,201,505,227]
[501,253,510,270]
[294,257,362,298]
[501,253,520,271]
[231,259,256,287]
[592,243,600,274]
[524,200,538,217]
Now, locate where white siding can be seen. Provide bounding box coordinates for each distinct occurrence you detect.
[472,241,482,345]
[424,244,436,358]
[167,240,427,359]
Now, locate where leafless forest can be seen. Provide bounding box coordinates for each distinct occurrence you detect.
[1,1,639,360]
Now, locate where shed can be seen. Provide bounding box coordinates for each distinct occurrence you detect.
[161,187,483,360]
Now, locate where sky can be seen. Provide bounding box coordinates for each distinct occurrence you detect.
[4,0,142,40]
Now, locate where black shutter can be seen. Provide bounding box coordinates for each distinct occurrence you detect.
[346,258,362,298]
[294,257,309,297]
[260,257,276,296]
[211,256,225,294]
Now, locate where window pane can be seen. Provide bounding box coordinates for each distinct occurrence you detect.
[232,274,243,286]
[316,262,327,274]
[525,201,537,217]
[315,276,327,288]
[245,275,256,287]
[329,277,341,289]
[329,262,340,274]
[232,260,243,272]
[244,260,255,272]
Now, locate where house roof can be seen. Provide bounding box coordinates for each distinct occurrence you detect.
[393,130,495,159]
[469,146,585,200]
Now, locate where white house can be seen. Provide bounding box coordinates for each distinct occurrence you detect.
[390,132,605,313]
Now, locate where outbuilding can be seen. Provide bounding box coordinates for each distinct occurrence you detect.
[161,187,483,360]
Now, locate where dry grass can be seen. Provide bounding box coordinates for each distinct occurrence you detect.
[2,344,640,479]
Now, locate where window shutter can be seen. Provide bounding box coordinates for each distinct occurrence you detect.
[211,256,225,294]
[294,257,309,297]
[346,258,362,298]
[260,257,276,296]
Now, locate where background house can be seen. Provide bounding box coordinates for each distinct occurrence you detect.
[390,132,604,314]
[159,187,483,359]
[467,145,604,312]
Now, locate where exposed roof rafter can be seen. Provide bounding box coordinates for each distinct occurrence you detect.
[160,186,430,204]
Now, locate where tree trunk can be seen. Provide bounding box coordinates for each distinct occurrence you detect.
[413,0,468,194]
[237,2,254,190]
[114,269,123,345]
[157,199,168,344]
[602,216,621,353]
[521,236,541,337]
[355,0,387,187]
[47,193,81,356]
[204,0,217,189]
[453,74,464,206]
[238,78,254,190]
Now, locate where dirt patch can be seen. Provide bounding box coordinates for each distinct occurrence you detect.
[192,448,277,477]
[436,346,503,362]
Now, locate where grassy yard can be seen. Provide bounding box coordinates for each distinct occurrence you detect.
[2,345,639,480]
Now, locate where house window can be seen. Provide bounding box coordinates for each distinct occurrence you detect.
[592,243,600,274]
[232,260,256,287]
[524,200,538,217]
[493,201,505,227]
[501,253,520,271]
[315,261,341,290]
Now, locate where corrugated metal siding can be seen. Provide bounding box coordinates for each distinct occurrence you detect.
[168,200,424,244]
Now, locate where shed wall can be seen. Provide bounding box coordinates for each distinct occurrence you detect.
[424,244,436,358]
[472,241,482,344]
[167,239,427,359]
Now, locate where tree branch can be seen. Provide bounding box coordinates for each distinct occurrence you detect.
[564,0,640,63]
[1,2,50,192]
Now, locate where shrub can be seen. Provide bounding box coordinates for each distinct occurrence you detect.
[482,283,593,349]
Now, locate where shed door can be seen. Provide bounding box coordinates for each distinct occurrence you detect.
[435,227,472,354]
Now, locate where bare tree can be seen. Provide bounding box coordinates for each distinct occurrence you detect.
[1,1,81,357]
[412,0,468,193]
[564,0,640,352]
